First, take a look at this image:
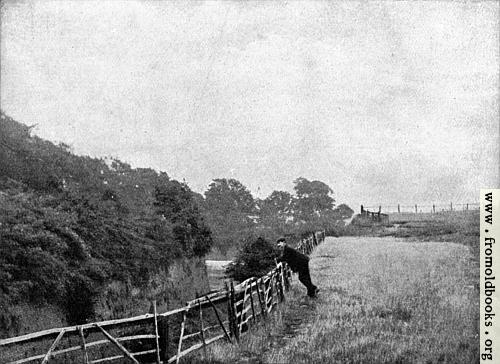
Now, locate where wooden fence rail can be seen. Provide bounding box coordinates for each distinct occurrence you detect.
[0,231,325,364]
[359,205,388,223]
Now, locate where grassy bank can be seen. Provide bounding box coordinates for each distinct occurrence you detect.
[191,236,478,363]
[342,210,479,259]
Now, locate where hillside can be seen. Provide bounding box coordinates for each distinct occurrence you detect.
[0,111,213,338]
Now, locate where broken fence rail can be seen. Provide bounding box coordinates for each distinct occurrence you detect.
[0,231,325,364]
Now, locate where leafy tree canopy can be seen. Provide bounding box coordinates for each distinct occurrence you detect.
[293,177,335,222]
[204,178,255,215]
[154,181,212,256]
[202,178,256,255]
[332,204,354,220]
[259,190,293,218]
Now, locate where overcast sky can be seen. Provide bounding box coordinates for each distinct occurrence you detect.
[1,1,498,211]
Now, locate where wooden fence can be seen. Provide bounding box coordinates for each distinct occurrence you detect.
[0,231,325,364]
[297,231,325,255]
[359,205,388,223]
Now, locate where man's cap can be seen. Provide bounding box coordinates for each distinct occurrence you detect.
[276,237,286,247]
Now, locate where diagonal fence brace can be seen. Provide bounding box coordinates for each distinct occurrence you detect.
[41,329,65,364]
[95,324,139,364]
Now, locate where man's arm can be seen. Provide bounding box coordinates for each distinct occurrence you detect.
[276,248,287,263]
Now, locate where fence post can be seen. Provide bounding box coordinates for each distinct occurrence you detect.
[450,202,453,211]
[159,298,171,361]
[198,300,207,359]
[78,326,89,364]
[249,279,257,323]
[175,303,191,364]
[398,204,400,213]
[225,282,234,341]
[256,278,266,319]
[275,262,285,302]
[466,203,469,211]
[433,204,435,213]
[415,204,417,213]
[273,272,279,307]
[153,300,161,364]
[279,265,286,301]
[230,281,239,343]
[225,282,233,340]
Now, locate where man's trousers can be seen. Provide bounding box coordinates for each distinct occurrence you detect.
[298,267,317,297]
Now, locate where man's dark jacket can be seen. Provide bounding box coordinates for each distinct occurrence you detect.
[278,245,309,272]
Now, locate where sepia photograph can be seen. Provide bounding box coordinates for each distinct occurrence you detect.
[0,1,499,363]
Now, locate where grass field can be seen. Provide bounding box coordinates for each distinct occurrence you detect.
[345,211,479,261]
[192,236,478,364]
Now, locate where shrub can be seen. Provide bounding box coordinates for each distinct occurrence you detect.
[65,274,98,325]
[226,237,280,282]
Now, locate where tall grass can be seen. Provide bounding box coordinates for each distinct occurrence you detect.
[191,237,478,363]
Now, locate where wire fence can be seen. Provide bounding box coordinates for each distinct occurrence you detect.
[362,202,479,214]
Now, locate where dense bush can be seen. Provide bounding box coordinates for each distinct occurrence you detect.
[225,236,280,282]
[0,111,213,332]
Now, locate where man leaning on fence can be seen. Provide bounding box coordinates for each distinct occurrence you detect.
[276,237,319,298]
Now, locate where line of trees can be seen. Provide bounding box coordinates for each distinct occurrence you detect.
[199,177,353,256]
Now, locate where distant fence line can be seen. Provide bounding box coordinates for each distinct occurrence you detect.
[361,202,480,215]
[0,231,326,364]
[359,205,388,223]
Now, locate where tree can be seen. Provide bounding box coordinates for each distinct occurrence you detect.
[258,190,293,235]
[204,178,255,215]
[332,204,354,221]
[203,179,257,254]
[294,178,335,216]
[293,177,336,231]
[154,181,213,257]
[261,191,293,217]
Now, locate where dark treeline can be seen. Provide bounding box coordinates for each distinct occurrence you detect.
[202,177,353,257]
[0,111,213,333]
[0,111,352,333]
